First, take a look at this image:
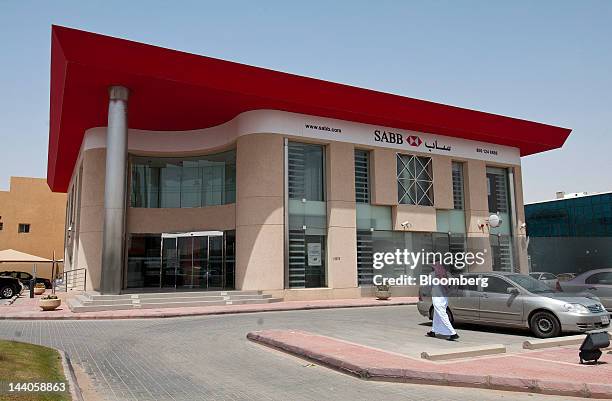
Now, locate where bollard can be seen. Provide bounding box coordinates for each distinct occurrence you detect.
[29,279,35,298]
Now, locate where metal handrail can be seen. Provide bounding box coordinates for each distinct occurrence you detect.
[59,268,87,291]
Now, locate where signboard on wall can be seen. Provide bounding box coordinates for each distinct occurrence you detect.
[307,243,322,266]
[241,110,522,165]
[84,110,522,166]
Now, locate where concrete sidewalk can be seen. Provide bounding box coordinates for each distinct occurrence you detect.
[0,293,417,320]
[248,329,612,399]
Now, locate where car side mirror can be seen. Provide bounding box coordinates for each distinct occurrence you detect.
[507,287,519,295]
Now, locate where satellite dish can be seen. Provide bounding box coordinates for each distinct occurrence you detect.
[488,214,502,228]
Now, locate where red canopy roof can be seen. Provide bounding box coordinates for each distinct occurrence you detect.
[48,25,571,192]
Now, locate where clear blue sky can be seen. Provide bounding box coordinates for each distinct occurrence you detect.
[1,1,610,203]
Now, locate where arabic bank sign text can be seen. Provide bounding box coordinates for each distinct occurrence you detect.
[249,111,520,165]
[374,130,451,152]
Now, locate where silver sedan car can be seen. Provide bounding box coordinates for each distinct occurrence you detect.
[417,272,610,338]
[559,268,612,313]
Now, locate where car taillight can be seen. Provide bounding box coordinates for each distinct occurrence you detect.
[556,281,563,292]
[418,292,423,301]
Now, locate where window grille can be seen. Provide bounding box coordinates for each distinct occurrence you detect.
[452,162,464,210]
[397,154,433,206]
[354,150,370,203]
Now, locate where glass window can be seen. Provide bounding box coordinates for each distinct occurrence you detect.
[458,280,478,292]
[356,204,392,230]
[506,274,556,293]
[18,223,30,233]
[486,167,509,214]
[160,162,181,208]
[180,160,202,208]
[490,234,514,272]
[356,229,374,285]
[288,142,325,201]
[127,234,162,288]
[452,162,464,210]
[131,150,236,208]
[586,272,612,285]
[287,230,326,288]
[287,142,326,288]
[356,231,467,286]
[436,210,467,234]
[482,276,511,293]
[397,154,433,206]
[224,230,236,290]
[354,150,370,203]
[131,164,160,208]
[127,231,235,289]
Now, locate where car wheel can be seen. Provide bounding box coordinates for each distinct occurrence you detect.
[1,285,15,299]
[530,311,561,338]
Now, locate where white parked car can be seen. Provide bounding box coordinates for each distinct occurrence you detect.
[560,269,612,313]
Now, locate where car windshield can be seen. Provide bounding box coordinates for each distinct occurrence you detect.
[506,274,556,293]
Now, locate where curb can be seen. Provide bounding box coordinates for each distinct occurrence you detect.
[247,331,612,399]
[421,344,506,360]
[55,348,84,401]
[0,300,417,320]
[523,332,612,350]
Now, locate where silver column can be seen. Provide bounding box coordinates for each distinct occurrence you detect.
[100,86,129,294]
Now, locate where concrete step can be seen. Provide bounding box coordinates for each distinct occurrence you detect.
[67,296,283,313]
[76,294,273,306]
[83,290,263,301]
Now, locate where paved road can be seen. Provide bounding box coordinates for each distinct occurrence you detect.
[0,306,584,401]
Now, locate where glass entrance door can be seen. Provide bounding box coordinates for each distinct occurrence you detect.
[161,236,178,288]
[160,231,224,289]
[207,235,224,289]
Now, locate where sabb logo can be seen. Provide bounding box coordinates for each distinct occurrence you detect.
[374,129,403,144]
[374,129,424,148]
[407,135,422,147]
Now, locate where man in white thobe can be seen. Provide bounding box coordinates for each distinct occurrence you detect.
[427,264,459,341]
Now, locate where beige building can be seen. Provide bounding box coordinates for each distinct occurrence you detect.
[0,177,66,279]
[48,26,572,299]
